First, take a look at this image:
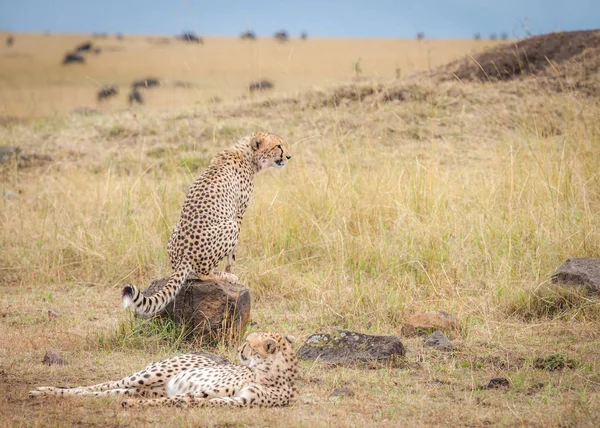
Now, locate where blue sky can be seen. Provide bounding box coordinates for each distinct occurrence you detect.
[0,0,598,38]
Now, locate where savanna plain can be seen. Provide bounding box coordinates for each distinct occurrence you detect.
[1,32,599,427]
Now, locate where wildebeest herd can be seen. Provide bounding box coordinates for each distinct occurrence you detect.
[60,29,297,105]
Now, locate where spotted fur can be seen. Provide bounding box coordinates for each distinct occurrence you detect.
[29,332,298,409]
[121,132,291,316]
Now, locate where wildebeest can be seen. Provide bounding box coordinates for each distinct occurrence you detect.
[248,79,274,92]
[97,86,118,101]
[6,35,14,47]
[62,52,85,65]
[75,41,93,52]
[274,31,289,43]
[131,77,160,89]
[177,32,203,44]
[128,88,144,105]
[240,30,257,40]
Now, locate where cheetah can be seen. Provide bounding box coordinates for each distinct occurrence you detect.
[122,132,291,316]
[29,332,298,408]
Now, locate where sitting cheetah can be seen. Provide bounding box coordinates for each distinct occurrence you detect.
[122,132,291,316]
[29,332,298,408]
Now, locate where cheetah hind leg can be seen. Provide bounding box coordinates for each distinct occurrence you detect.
[200,270,238,284]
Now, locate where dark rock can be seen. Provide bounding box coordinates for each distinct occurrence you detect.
[142,277,251,342]
[329,387,355,398]
[534,353,578,371]
[485,377,510,390]
[551,258,600,292]
[297,331,405,364]
[424,330,453,351]
[43,349,64,366]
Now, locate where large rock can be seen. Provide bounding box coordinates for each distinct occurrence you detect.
[551,258,600,292]
[297,330,405,364]
[142,277,251,342]
[424,330,453,351]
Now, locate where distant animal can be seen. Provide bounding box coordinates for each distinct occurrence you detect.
[131,78,160,89]
[116,33,124,41]
[97,86,118,101]
[240,31,256,40]
[62,52,85,65]
[121,132,291,317]
[300,32,308,41]
[178,32,203,44]
[6,35,14,47]
[92,47,102,55]
[75,41,93,52]
[248,79,274,92]
[273,31,289,43]
[29,332,299,409]
[128,88,144,105]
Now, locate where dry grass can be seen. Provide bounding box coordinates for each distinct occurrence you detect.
[1,33,600,427]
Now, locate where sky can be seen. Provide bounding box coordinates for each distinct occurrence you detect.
[0,0,598,39]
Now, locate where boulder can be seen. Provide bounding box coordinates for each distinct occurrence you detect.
[297,330,405,364]
[424,330,453,351]
[142,277,251,342]
[551,258,600,292]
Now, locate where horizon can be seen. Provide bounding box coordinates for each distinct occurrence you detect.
[0,0,598,39]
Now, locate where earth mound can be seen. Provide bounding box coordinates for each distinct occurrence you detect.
[439,30,600,82]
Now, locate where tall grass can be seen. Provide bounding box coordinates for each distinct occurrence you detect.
[2,83,598,332]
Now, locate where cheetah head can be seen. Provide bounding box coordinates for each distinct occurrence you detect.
[249,132,292,170]
[238,332,296,369]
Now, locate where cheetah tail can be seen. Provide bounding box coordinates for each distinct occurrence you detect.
[121,263,193,317]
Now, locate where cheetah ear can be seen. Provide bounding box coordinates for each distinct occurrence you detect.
[264,338,277,354]
[251,136,262,151]
[285,335,295,344]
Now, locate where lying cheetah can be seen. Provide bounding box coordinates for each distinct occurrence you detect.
[29,332,298,408]
[122,132,291,316]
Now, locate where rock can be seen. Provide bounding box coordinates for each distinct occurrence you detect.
[47,309,60,319]
[424,330,453,351]
[404,310,459,335]
[142,277,251,342]
[43,349,64,366]
[3,189,17,200]
[485,377,510,390]
[297,330,405,364]
[551,258,600,292]
[0,145,19,163]
[329,387,355,398]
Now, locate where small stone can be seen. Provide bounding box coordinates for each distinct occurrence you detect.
[551,258,600,292]
[405,310,459,335]
[329,387,355,398]
[47,309,60,318]
[486,377,510,390]
[3,189,17,199]
[43,349,64,366]
[424,331,453,351]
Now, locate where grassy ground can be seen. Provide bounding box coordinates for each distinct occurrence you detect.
[1,33,600,427]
